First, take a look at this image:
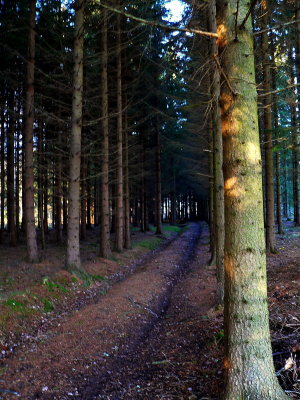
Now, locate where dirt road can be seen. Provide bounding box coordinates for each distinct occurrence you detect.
[1,223,221,400]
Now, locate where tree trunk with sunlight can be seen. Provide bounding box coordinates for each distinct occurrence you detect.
[216,0,288,398]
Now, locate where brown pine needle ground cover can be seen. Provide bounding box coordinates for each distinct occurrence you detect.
[0,222,299,399]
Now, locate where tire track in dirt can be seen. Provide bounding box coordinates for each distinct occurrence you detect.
[82,224,222,400]
[1,223,203,400]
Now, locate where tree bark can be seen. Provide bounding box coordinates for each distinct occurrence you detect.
[261,3,276,253]
[99,8,111,258]
[123,94,131,248]
[66,0,84,270]
[80,146,87,240]
[55,131,63,244]
[294,0,300,225]
[155,115,162,235]
[24,0,38,262]
[114,8,124,252]
[271,39,283,234]
[216,0,289,398]
[209,0,224,302]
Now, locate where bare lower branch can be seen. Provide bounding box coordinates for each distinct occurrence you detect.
[258,83,300,97]
[213,54,238,96]
[99,2,218,38]
[253,18,300,36]
[239,0,259,30]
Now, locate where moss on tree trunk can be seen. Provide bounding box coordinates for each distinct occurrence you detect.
[216,0,288,398]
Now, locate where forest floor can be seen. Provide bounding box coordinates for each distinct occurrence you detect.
[0,222,299,399]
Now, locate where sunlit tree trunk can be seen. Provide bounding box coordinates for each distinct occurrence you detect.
[66,0,84,270]
[216,0,289,398]
[99,8,111,258]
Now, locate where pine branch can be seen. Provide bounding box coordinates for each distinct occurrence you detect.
[253,19,300,36]
[239,0,259,30]
[258,83,300,97]
[99,2,218,39]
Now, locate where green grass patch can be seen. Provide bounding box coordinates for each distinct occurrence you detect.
[71,270,107,287]
[137,237,163,251]
[163,225,182,233]
[42,277,69,293]
[5,298,26,312]
[41,298,54,313]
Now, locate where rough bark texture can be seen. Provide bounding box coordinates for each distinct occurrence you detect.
[66,0,84,270]
[24,0,38,262]
[114,10,124,252]
[209,0,224,303]
[261,3,276,253]
[99,9,111,258]
[216,0,288,398]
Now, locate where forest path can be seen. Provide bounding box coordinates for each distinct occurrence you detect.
[1,223,219,400]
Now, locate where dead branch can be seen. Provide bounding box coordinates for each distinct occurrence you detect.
[99,2,218,38]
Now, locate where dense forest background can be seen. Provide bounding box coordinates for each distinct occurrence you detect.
[0,0,299,265]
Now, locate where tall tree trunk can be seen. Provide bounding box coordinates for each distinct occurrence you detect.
[294,0,300,225]
[37,124,45,249]
[56,132,63,244]
[80,148,87,240]
[99,8,111,258]
[66,0,84,270]
[86,168,91,229]
[283,152,288,219]
[114,8,124,252]
[123,94,131,248]
[0,102,5,243]
[288,48,299,226]
[7,91,17,247]
[24,0,38,262]
[43,138,48,234]
[271,39,283,234]
[209,0,224,302]
[261,3,276,253]
[15,131,20,237]
[155,115,162,235]
[170,158,176,225]
[216,1,289,398]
